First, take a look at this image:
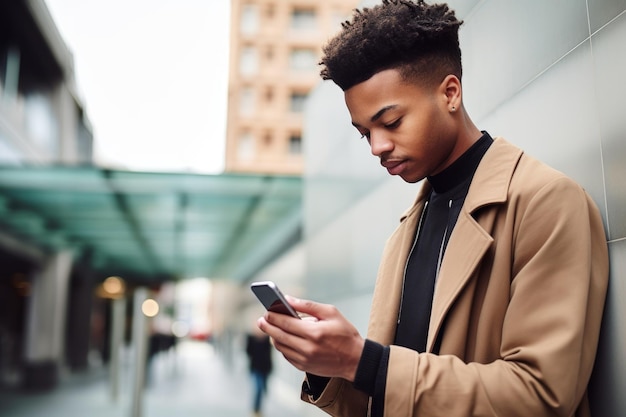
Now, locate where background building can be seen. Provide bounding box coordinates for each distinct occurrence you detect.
[0,0,94,391]
[224,0,360,174]
[0,0,93,166]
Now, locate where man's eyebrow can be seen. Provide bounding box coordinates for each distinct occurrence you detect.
[352,105,398,128]
[371,105,398,122]
[351,105,398,128]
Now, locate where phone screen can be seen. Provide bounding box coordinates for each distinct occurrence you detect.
[250,281,300,319]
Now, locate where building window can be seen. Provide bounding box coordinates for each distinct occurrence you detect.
[239,46,258,76]
[289,134,302,155]
[289,48,317,71]
[239,87,255,116]
[24,92,59,155]
[291,8,317,31]
[2,46,21,101]
[264,87,274,104]
[265,3,275,19]
[240,4,259,35]
[290,92,308,113]
[238,132,255,160]
[263,132,273,147]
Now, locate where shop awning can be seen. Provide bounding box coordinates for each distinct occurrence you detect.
[0,166,302,284]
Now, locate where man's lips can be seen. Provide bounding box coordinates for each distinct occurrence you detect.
[381,159,406,175]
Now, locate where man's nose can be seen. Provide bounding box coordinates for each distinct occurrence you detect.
[369,131,393,157]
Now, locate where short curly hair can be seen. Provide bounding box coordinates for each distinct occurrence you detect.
[320,0,463,91]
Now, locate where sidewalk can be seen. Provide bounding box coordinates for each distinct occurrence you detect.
[0,339,304,417]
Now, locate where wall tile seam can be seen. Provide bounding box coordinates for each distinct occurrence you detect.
[608,237,626,244]
[589,9,626,38]
[585,0,592,40]
[475,35,593,124]
[586,10,620,241]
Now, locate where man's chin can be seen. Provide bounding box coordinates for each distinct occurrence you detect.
[399,173,423,184]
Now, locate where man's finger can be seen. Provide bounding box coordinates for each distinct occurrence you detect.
[286,296,336,320]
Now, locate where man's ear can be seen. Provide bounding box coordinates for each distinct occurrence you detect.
[440,74,462,112]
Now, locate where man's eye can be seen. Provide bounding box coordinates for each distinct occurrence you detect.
[385,119,401,129]
[360,132,370,140]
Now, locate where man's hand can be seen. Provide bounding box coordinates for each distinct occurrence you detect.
[257,296,365,382]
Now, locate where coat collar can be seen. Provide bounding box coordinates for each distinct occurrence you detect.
[463,137,522,213]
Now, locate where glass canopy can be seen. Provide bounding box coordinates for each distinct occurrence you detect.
[0,166,302,284]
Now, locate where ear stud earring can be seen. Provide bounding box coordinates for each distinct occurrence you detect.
[451,106,456,112]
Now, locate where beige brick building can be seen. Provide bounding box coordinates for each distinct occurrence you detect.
[225,0,359,175]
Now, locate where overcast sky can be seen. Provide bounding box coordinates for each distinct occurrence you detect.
[44,0,230,173]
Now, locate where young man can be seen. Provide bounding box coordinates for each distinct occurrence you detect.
[257,1,609,416]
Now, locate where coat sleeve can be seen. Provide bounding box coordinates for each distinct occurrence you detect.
[301,376,369,417]
[383,176,608,417]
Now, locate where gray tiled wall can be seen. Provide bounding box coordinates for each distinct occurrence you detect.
[298,1,626,416]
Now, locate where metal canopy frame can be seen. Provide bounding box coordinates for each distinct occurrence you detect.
[0,166,302,284]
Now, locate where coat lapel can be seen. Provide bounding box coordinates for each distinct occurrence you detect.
[426,209,493,351]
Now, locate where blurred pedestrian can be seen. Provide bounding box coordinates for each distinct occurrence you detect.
[245,327,272,417]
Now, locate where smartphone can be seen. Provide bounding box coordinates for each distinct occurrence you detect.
[250,281,300,319]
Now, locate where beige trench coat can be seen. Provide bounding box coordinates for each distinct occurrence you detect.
[302,138,609,417]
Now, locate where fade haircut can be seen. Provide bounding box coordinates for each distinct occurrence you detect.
[320,0,463,91]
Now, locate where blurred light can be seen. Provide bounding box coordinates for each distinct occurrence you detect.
[96,276,126,299]
[171,321,190,338]
[103,276,125,297]
[142,299,159,317]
